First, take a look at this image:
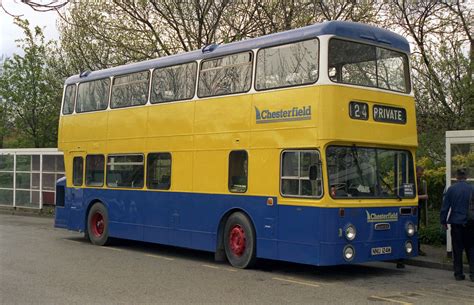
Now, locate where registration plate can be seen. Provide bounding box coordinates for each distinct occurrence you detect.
[371,246,392,256]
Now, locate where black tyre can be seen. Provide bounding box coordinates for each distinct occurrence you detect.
[87,202,110,246]
[224,212,256,269]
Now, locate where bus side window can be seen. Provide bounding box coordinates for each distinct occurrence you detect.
[151,62,197,104]
[111,71,149,109]
[255,39,319,91]
[106,154,144,188]
[72,157,83,186]
[198,52,252,98]
[281,150,322,198]
[62,84,76,115]
[85,155,105,187]
[228,151,248,193]
[147,153,171,190]
[76,78,110,113]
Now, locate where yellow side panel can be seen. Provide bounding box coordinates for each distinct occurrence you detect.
[169,151,193,192]
[194,132,250,151]
[57,117,64,149]
[193,150,227,193]
[247,149,279,196]
[250,128,318,149]
[61,112,108,147]
[107,107,147,153]
[146,136,194,153]
[147,102,194,137]
[194,95,251,134]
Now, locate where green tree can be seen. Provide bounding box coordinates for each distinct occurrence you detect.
[0,18,62,148]
[386,0,473,163]
[57,0,380,71]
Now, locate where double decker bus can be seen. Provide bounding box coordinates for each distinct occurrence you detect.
[55,21,418,268]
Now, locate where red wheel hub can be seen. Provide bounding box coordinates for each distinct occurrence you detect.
[91,212,104,238]
[229,225,246,257]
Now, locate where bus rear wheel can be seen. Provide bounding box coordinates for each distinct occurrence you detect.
[87,202,110,246]
[224,212,256,269]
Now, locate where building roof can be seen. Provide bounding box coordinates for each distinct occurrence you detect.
[65,21,410,85]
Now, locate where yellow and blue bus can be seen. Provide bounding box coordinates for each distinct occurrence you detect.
[55,21,418,268]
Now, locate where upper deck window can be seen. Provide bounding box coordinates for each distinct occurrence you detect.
[328,39,410,93]
[62,84,76,115]
[111,71,149,109]
[256,39,319,90]
[198,52,252,98]
[76,78,110,113]
[151,62,196,104]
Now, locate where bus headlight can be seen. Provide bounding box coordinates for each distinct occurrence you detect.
[405,241,413,254]
[405,222,415,237]
[344,224,357,241]
[343,245,355,261]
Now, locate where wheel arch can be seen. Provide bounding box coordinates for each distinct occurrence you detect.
[84,199,107,231]
[215,208,257,258]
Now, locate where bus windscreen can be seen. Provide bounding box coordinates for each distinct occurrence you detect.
[327,146,415,199]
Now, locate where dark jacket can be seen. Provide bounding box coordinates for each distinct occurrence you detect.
[440,180,473,225]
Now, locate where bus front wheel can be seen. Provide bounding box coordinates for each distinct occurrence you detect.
[87,202,110,246]
[224,212,256,269]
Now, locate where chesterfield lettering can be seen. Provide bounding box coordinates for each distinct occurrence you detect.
[255,106,311,123]
[366,211,399,222]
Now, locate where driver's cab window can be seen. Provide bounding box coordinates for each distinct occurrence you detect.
[281,150,322,198]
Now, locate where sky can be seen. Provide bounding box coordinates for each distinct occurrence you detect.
[0,0,60,57]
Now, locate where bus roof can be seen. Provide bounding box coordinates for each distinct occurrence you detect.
[65,21,410,85]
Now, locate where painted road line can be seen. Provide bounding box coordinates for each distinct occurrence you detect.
[272,277,320,288]
[223,267,237,272]
[101,246,122,252]
[369,296,412,305]
[145,254,174,261]
[416,289,474,303]
[202,264,220,270]
[398,292,421,300]
[62,239,83,244]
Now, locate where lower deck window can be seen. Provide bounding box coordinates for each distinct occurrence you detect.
[73,157,83,186]
[85,155,104,187]
[147,153,171,190]
[228,151,248,193]
[106,155,144,188]
[281,150,322,198]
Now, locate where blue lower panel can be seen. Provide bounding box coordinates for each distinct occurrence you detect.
[54,207,69,229]
[55,186,418,266]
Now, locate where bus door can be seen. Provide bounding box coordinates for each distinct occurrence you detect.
[68,151,85,231]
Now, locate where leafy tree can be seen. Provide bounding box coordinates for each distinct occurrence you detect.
[386,0,473,163]
[0,55,13,148]
[57,0,380,71]
[0,18,62,148]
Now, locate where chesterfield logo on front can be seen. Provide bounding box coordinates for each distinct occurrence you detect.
[255,106,311,124]
[366,211,398,222]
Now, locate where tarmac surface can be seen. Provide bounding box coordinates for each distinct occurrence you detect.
[1,212,473,305]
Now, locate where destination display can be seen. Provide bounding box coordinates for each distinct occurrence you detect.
[373,105,406,124]
[349,101,368,120]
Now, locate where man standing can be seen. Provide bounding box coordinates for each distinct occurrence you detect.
[440,168,474,281]
[417,166,428,255]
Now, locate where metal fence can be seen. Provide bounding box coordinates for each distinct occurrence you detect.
[0,149,64,209]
